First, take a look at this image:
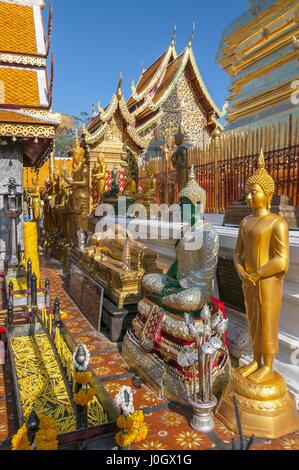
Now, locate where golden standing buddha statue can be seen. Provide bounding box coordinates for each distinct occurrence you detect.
[171,127,188,193]
[216,150,299,438]
[62,134,89,233]
[92,153,106,208]
[31,173,41,222]
[136,162,157,214]
[25,173,41,222]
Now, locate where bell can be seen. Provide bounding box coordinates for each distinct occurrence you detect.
[75,344,87,367]
[27,409,40,446]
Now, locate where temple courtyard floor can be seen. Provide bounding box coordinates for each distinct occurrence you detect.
[1,255,299,451]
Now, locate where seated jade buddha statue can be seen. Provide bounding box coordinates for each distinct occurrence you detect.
[142,166,219,315]
[123,168,229,404]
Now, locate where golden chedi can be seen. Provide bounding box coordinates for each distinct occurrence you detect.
[216,149,299,438]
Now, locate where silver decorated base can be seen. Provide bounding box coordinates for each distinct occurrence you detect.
[188,395,217,433]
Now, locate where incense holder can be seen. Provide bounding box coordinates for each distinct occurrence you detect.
[188,395,217,433]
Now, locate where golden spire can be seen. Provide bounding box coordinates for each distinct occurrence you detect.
[117,72,123,98]
[246,148,275,196]
[258,148,265,168]
[179,166,206,208]
[122,237,131,270]
[74,128,79,146]
[71,128,84,166]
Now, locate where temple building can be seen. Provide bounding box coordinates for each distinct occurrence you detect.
[86,32,224,165]
[217,0,299,131]
[0,0,58,268]
[127,33,224,157]
[83,77,144,189]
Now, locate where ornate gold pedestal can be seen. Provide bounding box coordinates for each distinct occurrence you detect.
[216,369,299,439]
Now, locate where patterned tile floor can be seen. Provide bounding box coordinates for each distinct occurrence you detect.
[0,255,299,450]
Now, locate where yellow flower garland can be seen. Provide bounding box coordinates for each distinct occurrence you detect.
[115,410,148,447]
[75,371,92,385]
[12,416,58,451]
[73,387,96,406]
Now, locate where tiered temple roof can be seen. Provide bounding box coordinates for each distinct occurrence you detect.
[87,32,224,154]
[127,35,224,142]
[0,0,59,167]
[84,75,144,151]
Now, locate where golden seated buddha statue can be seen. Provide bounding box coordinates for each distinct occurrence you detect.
[77,224,162,308]
[123,169,230,403]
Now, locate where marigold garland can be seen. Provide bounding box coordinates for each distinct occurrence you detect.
[115,410,148,447]
[75,371,92,385]
[73,387,96,406]
[12,416,58,451]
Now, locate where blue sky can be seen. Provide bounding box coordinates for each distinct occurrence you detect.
[49,0,248,119]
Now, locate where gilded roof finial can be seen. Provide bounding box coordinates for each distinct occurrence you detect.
[98,100,103,114]
[189,165,196,181]
[188,22,196,47]
[258,148,265,169]
[117,72,123,98]
[171,25,177,45]
[74,128,79,146]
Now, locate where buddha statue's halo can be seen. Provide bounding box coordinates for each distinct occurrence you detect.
[246,149,275,196]
[179,165,207,208]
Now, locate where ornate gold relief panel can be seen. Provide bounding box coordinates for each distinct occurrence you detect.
[160,73,207,147]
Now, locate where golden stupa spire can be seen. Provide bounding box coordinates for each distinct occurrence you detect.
[74,128,80,146]
[179,165,206,208]
[258,148,265,168]
[71,128,84,168]
[117,72,123,98]
[122,237,131,270]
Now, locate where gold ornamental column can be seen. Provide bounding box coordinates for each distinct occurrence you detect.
[216,150,299,438]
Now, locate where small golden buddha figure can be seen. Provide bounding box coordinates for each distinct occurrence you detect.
[31,173,41,222]
[121,149,139,196]
[72,130,84,172]
[42,177,54,234]
[25,173,41,222]
[90,224,146,266]
[136,163,157,211]
[49,167,61,233]
[92,153,106,207]
[234,150,288,384]
[171,127,188,193]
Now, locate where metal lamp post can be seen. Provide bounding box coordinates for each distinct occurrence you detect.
[3,177,23,269]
